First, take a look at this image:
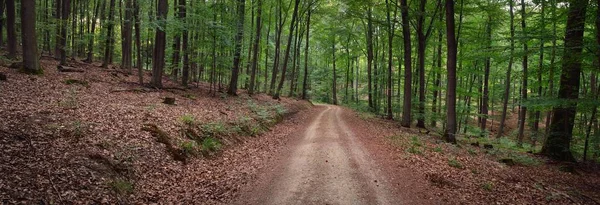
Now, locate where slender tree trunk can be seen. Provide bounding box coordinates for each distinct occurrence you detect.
[152,0,168,88]
[517,0,528,146]
[228,0,246,95]
[302,7,312,100]
[0,0,5,48]
[444,0,458,143]
[541,0,588,161]
[274,0,300,99]
[121,0,134,73]
[533,0,545,147]
[180,0,189,87]
[135,0,143,84]
[481,15,492,136]
[59,0,71,66]
[385,0,395,120]
[584,0,600,161]
[85,0,100,63]
[545,0,558,138]
[5,0,16,59]
[401,0,413,127]
[498,0,515,138]
[269,1,283,95]
[171,4,181,81]
[21,0,41,74]
[249,0,263,95]
[416,0,427,127]
[367,7,374,109]
[102,0,116,68]
[332,37,338,105]
[263,4,272,93]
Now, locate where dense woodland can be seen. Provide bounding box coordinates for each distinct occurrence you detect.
[0,0,598,162]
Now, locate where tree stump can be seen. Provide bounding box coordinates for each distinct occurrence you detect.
[470,142,480,147]
[163,97,176,105]
[0,72,6,81]
[483,144,494,149]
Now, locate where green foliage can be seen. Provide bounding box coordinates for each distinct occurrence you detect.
[201,122,228,137]
[448,157,463,169]
[482,182,494,191]
[180,114,196,126]
[432,146,443,153]
[109,179,134,195]
[201,137,222,152]
[181,141,198,156]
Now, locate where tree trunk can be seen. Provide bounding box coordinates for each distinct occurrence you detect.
[332,37,338,105]
[401,0,412,127]
[541,0,588,161]
[367,7,374,109]
[102,0,116,68]
[0,0,5,48]
[5,0,16,59]
[385,0,395,120]
[444,0,458,143]
[20,0,41,74]
[59,0,71,66]
[249,0,262,95]
[180,0,189,87]
[517,0,528,146]
[85,0,100,63]
[302,7,312,100]
[498,0,515,138]
[227,0,246,95]
[273,0,300,99]
[121,0,134,73]
[416,0,427,127]
[152,0,168,88]
[481,15,492,136]
[134,0,143,84]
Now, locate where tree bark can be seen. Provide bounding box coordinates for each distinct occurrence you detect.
[302,7,312,100]
[227,0,246,95]
[134,0,143,84]
[102,0,116,68]
[517,0,528,147]
[444,0,457,143]
[59,0,71,66]
[121,0,134,73]
[498,0,515,138]
[249,0,263,95]
[367,7,374,109]
[400,0,412,127]
[180,0,189,87]
[20,0,41,74]
[273,0,300,99]
[541,0,588,161]
[152,0,168,88]
[5,0,16,59]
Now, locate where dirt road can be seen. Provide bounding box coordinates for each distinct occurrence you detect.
[235,105,404,205]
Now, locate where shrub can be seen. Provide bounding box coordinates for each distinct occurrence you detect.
[109,179,134,195]
[448,157,463,169]
[201,122,227,137]
[181,141,198,156]
[180,114,195,126]
[201,137,222,152]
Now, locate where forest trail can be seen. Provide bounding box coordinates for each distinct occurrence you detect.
[235,105,401,205]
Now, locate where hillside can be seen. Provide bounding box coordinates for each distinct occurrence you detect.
[0,59,312,204]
